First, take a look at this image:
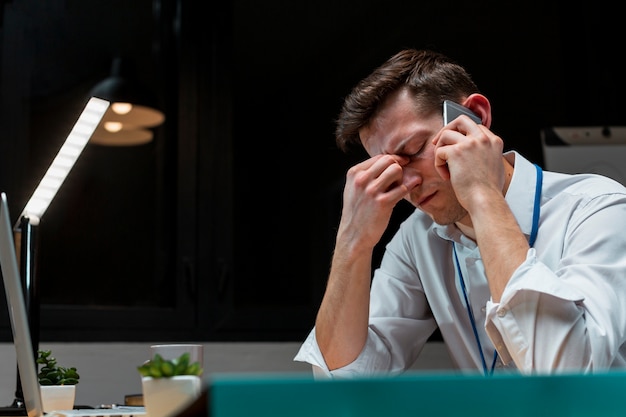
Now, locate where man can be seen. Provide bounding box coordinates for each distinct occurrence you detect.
[294,48,626,377]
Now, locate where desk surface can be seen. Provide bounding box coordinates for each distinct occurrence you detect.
[207,371,626,417]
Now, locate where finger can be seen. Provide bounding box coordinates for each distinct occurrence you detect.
[433,147,451,180]
[356,154,399,173]
[369,159,414,202]
[371,161,404,192]
[350,155,399,191]
[368,154,403,180]
[449,115,486,138]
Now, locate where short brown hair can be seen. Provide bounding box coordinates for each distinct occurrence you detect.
[335,49,480,152]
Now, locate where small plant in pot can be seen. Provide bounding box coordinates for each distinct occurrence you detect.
[137,352,202,378]
[36,349,79,412]
[138,353,203,417]
[37,349,80,385]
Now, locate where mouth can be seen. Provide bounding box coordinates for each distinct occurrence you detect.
[417,192,436,208]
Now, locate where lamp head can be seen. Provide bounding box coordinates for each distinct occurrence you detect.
[88,57,165,146]
[17,97,110,229]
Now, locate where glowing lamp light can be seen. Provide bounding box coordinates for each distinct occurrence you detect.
[17,97,109,226]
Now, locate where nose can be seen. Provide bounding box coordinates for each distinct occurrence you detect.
[401,166,421,190]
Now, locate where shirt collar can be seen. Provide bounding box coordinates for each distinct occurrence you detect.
[503,150,539,239]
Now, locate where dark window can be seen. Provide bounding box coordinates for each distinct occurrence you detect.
[2,0,615,345]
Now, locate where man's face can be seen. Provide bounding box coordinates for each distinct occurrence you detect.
[359,89,470,226]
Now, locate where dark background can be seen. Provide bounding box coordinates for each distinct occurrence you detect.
[0,0,623,342]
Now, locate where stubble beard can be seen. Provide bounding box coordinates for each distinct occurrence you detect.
[428,202,468,226]
[408,187,468,226]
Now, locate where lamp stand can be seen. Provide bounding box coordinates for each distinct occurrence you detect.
[2,96,108,412]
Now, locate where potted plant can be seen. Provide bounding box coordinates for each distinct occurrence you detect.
[36,349,80,412]
[138,352,203,417]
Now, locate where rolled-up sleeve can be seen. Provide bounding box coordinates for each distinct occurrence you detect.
[293,326,398,379]
[486,247,616,373]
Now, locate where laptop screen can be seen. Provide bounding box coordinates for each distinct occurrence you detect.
[0,192,45,417]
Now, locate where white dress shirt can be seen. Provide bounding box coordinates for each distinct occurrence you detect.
[294,151,626,377]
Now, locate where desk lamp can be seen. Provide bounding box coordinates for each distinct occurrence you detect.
[9,96,109,409]
[88,57,165,146]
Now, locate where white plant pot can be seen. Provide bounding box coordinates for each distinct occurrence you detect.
[39,385,76,412]
[141,376,202,417]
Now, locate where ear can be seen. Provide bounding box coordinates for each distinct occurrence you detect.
[462,94,492,128]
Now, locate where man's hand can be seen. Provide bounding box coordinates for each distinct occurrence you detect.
[339,154,414,250]
[432,115,506,213]
[316,153,415,370]
[433,114,527,302]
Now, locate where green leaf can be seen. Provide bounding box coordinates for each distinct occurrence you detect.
[39,378,54,386]
[137,363,152,377]
[138,352,203,378]
[185,363,202,376]
[160,361,175,377]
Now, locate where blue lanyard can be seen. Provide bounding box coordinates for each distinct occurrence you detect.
[453,164,542,376]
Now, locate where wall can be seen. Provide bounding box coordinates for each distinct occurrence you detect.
[0,342,454,408]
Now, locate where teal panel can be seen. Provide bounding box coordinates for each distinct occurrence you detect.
[208,370,626,417]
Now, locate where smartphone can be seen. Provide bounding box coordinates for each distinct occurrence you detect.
[443,100,482,125]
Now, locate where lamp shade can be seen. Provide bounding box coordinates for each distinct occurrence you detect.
[88,57,165,146]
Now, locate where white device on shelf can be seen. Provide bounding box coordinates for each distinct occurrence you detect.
[541,126,626,186]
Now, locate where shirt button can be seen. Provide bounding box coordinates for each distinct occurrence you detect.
[481,306,486,313]
[497,308,507,317]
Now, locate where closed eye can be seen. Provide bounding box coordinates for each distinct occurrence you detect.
[400,147,423,159]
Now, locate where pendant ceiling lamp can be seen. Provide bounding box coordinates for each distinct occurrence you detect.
[88,57,165,146]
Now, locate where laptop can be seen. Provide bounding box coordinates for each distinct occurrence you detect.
[0,192,145,417]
